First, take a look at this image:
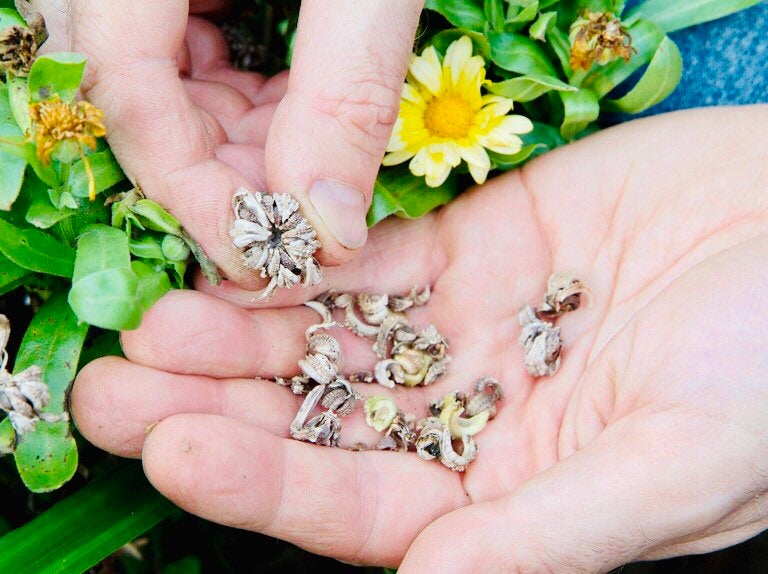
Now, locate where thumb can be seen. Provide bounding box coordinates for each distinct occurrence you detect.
[265,0,423,265]
[399,416,750,573]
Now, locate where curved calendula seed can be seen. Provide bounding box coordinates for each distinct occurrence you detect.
[364,395,398,432]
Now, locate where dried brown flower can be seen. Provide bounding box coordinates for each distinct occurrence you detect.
[231,187,322,299]
[0,314,65,436]
[518,304,562,377]
[537,271,592,319]
[569,11,634,71]
[0,1,47,77]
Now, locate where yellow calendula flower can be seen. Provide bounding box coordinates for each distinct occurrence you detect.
[383,36,533,188]
[28,95,107,200]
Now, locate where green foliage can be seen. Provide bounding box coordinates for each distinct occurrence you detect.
[0,463,174,573]
[626,0,764,33]
[28,53,87,102]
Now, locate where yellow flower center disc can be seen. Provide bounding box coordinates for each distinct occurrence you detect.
[424,95,473,139]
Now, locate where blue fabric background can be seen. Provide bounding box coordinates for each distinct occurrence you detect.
[623,0,768,115]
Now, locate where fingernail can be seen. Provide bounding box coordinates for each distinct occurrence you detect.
[309,180,368,250]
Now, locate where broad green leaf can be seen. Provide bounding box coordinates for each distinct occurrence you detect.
[0,419,14,455]
[7,77,30,134]
[78,330,123,368]
[0,218,75,277]
[68,225,145,330]
[368,167,459,226]
[427,28,491,59]
[68,267,142,330]
[25,194,74,229]
[13,292,87,492]
[504,0,539,30]
[132,260,171,312]
[28,53,87,102]
[130,199,182,235]
[0,83,26,210]
[529,11,557,40]
[484,0,506,31]
[487,31,558,76]
[0,462,175,573]
[559,88,599,139]
[0,252,29,295]
[68,149,125,198]
[582,19,665,98]
[0,7,26,29]
[161,234,190,262]
[627,0,763,33]
[545,24,573,76]
[603,36,682,113]
[424,0,486,32]
[488,73,576,101]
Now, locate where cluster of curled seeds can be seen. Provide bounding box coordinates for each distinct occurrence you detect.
[518,272,591,377]
[230,187,323,300]
[274,286,502,472]
[0,315,65,436]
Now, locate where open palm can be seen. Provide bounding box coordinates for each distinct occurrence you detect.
[73,106,768,572]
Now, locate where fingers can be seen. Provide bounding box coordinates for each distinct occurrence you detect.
[400,413,757,574]
[120,289,377,378]
[142,413,467,565]
[71,356,297,458]
[195,214,444,309]
[265,0,423,265]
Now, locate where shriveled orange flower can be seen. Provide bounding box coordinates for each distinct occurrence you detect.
[569,11,634,71]
[28,95,106,199]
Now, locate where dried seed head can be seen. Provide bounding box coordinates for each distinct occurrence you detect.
[569,11,634,71]
[364,395,398,432]
[231,188,323,300]
[436,392,491,439]
[321,377,361,416]
[0,25,36,76]
[291,411,341,447]
[537,271,592,319]
[519,305,562,377]
[465,377,504,418]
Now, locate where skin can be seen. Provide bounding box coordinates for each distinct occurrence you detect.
[73,96,768,570]
[36,1,768,571]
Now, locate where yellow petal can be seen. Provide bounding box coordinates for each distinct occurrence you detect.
[443,35,473,88]
[409,46,443,96]
[383,149,416,166]
[468,160,490,185]
[402,83,426,106]
[458,143,491,170]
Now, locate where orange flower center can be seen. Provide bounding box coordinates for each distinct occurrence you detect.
[424,95,473,139]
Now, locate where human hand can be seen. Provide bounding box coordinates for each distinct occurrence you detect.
[34,0,422,286]
[72,106,768,572]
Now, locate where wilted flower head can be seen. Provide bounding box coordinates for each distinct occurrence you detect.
[383,35,533,187]
[29,96,106,165]
[0,24,37,76]
[569,11,634,71]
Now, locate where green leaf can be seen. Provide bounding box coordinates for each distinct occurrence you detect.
[627,0,763,33]
[0,7,27,29]
[582,19,665,98]
[545,24,573,76]
[559,88,599,139]
[485,0,506,31]
[0,252,29,295]
[368,167,459,226]
[424,0,486,32]
[0,419,14,455]
[128,235,165,260]
[427,28,491,59]
[160,234,191,262]
[488,143,546,169]
[603,36,682,113]
[529,10,557,40]
[130,199,182,235]
[504,0,539,30]
[7,77,30,134]
[132,260,171,312]
[25,194,74,229]
[28,53,87,102]
[67,149,125,198]
[0,462,175,573]
[68,225,144,330]
[12,292,87,492]
[487,31,558,76]
[0,218,75,277]
[488,72,576,101]
[0,83,26,211]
